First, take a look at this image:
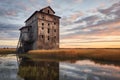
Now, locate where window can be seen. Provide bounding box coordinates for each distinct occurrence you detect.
[41,35,44,38]
[42,27,44,30]
[48,28,50,33]
[48,23,50,26]
[48,36,49,40]
[28,28,30,31]
[42,16,44,19]
[54,36,56,39]
[48,10,49,14]
[54,29,56,32]
[42,23,44,26]
[54,22,56,25]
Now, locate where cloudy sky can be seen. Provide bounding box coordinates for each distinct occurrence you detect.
[0,0,120,48]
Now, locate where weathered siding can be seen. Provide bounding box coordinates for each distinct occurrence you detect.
[41,7,54,15]
[37,12,59,49]
[19,6,60,51]
[26,13,38,50]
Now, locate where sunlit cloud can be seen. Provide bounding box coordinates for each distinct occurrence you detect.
[0,0,120,48]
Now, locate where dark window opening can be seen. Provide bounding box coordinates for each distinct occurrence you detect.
[28,28,30,31]
[48,23,50,26]
[42,27,44,30]
[42,23,44,26]
[54,22,56,25]
[48,36,49,40]
[41,35,44,38]
[54,36,56,39]
[54,29,56,32]
[48,28,50,33]
[48,10,49,14]
[42,16,44,19]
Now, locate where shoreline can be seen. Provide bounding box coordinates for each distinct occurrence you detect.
[0,48,120,64]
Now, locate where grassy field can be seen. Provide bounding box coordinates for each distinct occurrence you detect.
[26,48,120,62]
[0,48,120,62]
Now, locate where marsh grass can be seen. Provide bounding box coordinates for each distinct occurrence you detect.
[27,48,120,62]
[0,49,16,54]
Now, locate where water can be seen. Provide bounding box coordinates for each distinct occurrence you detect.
[0,54,120,80]
[60,60,120,80]
[0,54,23,80]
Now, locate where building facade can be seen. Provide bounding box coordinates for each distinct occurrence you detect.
[18,6,60,52]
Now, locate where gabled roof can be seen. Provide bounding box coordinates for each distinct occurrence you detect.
[19,26,32,30]
[25,6,60,22]
[25,11,38,22]
[39,6,55,14]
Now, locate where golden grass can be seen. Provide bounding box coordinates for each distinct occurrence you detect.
[0,48,16,54]
[28,48,120,62]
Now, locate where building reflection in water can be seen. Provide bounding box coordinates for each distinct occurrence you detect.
[18,58,59,80]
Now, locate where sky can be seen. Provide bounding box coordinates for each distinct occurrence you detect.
[0,0,120,48]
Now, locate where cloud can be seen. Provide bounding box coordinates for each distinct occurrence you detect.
[74,15,99,24]
[0,22,21,40]
[62,1,120,38]
[61,11,84,26]
[47,0,52,4]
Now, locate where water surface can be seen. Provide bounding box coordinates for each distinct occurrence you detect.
[0,54,23,80]
[60,60,120,80]
[0,54,120,80]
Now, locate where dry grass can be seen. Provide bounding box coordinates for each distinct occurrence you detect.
[0,48,16,54]
[28,48,120,62]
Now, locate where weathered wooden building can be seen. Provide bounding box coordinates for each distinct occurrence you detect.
[17,6,60,52]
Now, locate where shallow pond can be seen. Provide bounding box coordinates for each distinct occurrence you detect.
[0,54,120,80]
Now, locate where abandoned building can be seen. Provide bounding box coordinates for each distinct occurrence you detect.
[17,6,61,52]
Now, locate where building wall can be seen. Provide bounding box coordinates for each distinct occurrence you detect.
[24,8,60,50]
[42,7,54,15]
[25,13,38,50]
[37,13,59,49]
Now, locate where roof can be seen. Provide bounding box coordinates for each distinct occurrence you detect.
[25,11,38,22]
[19,26,31,30]
[25,6,60,22]
[39,6,55,14]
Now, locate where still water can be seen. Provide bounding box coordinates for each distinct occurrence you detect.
[0,54,120,80]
